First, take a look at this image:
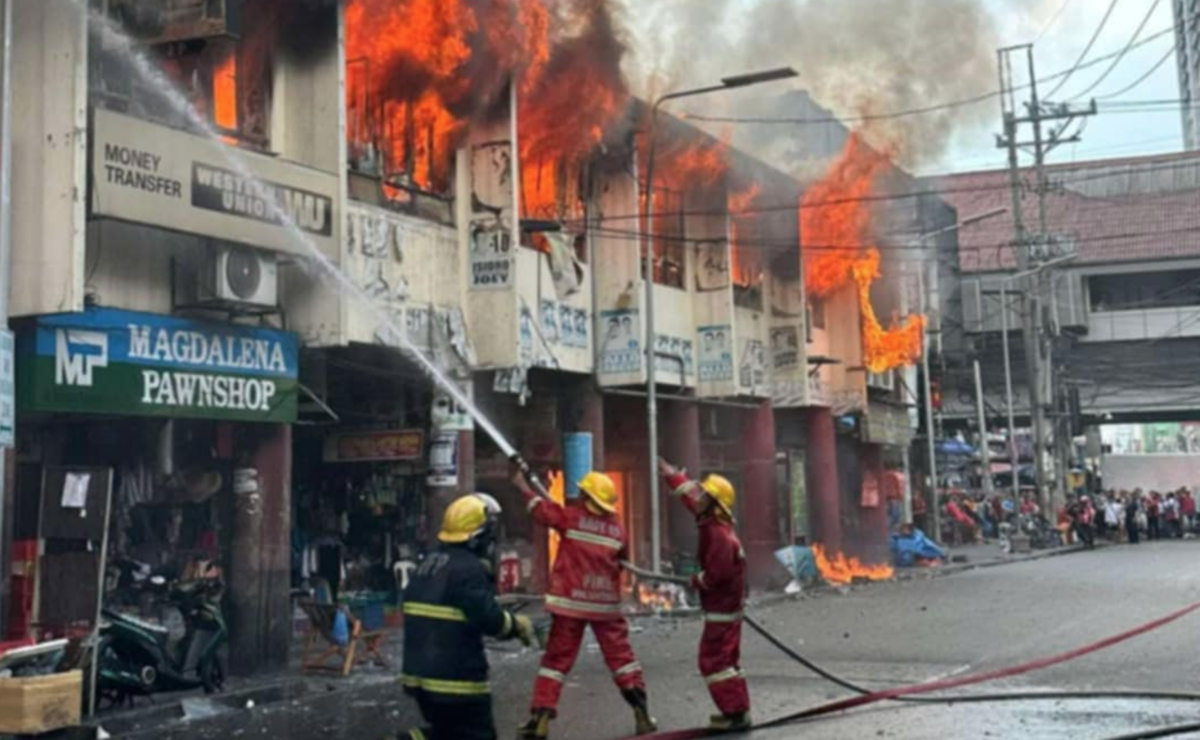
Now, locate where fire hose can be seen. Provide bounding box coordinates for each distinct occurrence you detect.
[618,562,1200,739]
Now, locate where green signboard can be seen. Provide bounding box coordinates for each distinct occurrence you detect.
[18,308,299,423]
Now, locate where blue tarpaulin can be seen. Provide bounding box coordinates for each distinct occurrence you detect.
[891,529,946,567]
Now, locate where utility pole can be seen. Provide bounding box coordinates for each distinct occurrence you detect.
[973,359,993,495]
[996,44,1094,515]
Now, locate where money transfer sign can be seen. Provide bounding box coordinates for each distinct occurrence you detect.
[18,308,299,423]
[91,109,338,258]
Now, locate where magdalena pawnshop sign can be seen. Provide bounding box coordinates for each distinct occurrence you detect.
[18,308,299,423]
[91,108,338,258]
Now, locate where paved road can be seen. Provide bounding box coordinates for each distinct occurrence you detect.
[112,541,1200,740]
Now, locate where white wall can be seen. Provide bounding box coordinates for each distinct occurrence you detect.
[1102,455,1200,492]
[11,0,88,317]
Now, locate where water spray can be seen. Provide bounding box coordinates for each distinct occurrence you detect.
[82,5,548,491]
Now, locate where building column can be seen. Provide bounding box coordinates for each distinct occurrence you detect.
[230,423,292,675]
[663,399,701,560]
[741,401,779,586]
[804,408,843,553]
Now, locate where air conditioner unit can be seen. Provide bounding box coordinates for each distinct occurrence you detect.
[867,370,895,392]
[181,245,278,309]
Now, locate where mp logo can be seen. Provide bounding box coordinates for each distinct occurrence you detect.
[55,329,109,387]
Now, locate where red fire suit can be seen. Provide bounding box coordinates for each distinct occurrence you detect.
[667,472,750,716]
[525,494,645,714]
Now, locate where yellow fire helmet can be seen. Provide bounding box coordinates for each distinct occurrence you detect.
[577,471,619,514]
[438,495,489,543]
[701,474,736,518]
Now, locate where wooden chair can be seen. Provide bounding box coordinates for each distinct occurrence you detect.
[298,600,389,676]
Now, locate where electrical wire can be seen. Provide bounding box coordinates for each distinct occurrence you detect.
[1044,0,1123,100]
[576,154,1200,225]
[1099,48,1177,99]
[681,22,1180,128]
[1098,723,1200,740]
[588,221,1200,257]
[1036,0,1076,43]
[1068,0,1163,100]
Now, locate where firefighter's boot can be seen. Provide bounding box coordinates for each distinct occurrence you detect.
[517,709,552,739]
[708,712,752,732]
[622,688,658,735]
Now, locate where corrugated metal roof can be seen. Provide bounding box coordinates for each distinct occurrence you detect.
[931,151,1200,272]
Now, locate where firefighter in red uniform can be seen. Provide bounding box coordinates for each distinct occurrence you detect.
[513,469,656,739]
[658,457,751,731]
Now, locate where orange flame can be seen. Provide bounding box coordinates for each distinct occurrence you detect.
[212,51,238,133]
[730,183,763,288]
[801,133,925,373]
[518,1,628,219]
[635,583,676,613]
[656,129,731,191]
[345,0,627,204]
[811,543,894,585]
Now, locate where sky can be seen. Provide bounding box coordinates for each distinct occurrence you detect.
[940,0,1183,174]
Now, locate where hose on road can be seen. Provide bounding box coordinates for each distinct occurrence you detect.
[619,562,1200,739]
[745,613,1200,707]
[1097,723,1200,740]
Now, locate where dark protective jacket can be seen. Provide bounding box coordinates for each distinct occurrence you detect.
[401,544,519,698]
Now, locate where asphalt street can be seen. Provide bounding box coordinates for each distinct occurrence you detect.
[109,540,1200,740]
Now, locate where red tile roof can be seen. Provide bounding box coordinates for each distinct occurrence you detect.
[931,150,1200,273]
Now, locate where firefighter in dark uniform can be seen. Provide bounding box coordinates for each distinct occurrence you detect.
[400,494,534,740]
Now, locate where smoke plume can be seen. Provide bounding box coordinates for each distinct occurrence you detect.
[621,0,1064,169]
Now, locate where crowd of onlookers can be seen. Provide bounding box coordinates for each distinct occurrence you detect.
[939,488,1199,548]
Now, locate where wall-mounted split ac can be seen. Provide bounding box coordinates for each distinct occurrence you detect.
[176,244,278,310]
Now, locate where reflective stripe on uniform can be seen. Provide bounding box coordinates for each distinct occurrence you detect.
[403,602,467,622]
[704,667,745,685]
[704,611,743,623]
[501,610,513,637]
[613,661,642,677]
[527,497,543,513]
[401,674,491,695]
[408,730,427,740]
[538,667,566,682]
[545,595,622,614]
[673,480,699,497]
[565,529,624,550]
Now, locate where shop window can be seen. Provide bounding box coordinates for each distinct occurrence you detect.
[641,188,686,289]
[1088,269,1200,311]
[731,217,764,310]
[91,29,272,150]
[809,299,826,332]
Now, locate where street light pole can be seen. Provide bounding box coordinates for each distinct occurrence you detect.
[1001,282,1018,501]
[642,67,796,572]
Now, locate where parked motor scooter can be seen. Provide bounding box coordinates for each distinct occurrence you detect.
[90,572,228,708]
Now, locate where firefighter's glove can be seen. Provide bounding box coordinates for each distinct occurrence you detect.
[513,614,535,647]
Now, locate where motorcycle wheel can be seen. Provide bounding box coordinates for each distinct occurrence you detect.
[201,649,227,694]
[82,637,135,712]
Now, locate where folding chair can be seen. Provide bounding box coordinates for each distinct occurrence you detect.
[298,600,389,676]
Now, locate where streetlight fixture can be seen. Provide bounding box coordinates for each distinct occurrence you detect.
[642,67,797,572]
